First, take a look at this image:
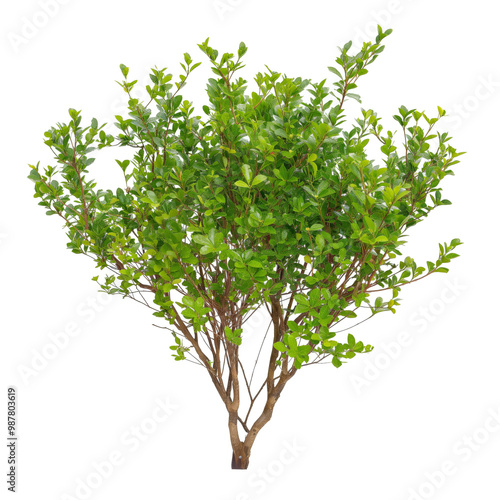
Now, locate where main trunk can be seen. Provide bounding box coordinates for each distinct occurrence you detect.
[231,448,250,469]
[228,388,288,469]
[228,407,272,469]
[228,407,270,469]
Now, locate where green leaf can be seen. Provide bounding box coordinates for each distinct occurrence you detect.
[238,42,248,58]
[235,180,250,188]
[274,342,287,352]
[182,295,196,308]
[28,169,41,182]
[252,175,267,186]
[242,164,252,183]
[224,326,242,346]
[119,64,129,78]
[295,295,309,306]
[298,345,311,356]
[192,234,211,246]
[248,260,263,268]
[154,155,164,170]
[315,234,325,251]
[287,335,298,350]
[146,190,159,204]
[332,357,342,368]
[434,267,449,273]
[363,216,376,232]
[200,245,215,255]
[323,340,337,348]
[328,66,343,78]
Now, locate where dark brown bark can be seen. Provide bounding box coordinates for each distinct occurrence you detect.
[227,372,295,468]
[231,448,250,469]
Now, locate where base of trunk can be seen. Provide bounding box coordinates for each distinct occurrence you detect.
[231,451,249,469]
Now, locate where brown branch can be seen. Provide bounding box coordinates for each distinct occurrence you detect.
[74,166,89,230]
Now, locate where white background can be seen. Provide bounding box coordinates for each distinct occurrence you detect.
[1,1,500,499]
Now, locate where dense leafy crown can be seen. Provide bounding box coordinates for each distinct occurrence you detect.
[29,27,463,370]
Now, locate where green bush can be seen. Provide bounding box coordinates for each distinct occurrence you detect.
[29,26,463,469]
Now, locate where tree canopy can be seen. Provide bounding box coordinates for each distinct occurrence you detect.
[29,26,463,468]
